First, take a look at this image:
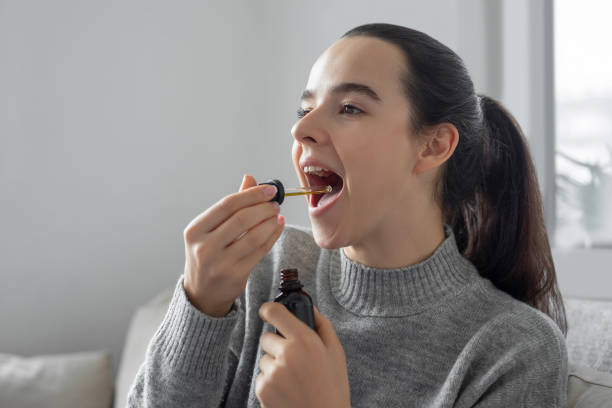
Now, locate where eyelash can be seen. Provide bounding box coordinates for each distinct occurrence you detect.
[296,104,363,119]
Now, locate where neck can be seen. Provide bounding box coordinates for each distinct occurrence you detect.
[343,204,445,269]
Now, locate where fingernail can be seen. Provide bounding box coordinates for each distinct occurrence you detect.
[264,185,277,197]
[277,214,284,225]
[272,202,280,211]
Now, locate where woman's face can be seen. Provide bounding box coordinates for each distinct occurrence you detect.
[291,36,425,249]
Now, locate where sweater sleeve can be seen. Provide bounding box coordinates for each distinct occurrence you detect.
[472,341,568,407]
[127,275,243,408]
[463,310,569,408]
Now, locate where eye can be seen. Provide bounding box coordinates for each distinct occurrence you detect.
[296,107,310,119]
[341,104,363,115]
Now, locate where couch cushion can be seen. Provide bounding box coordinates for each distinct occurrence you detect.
[565,297,612,374]
[568,363,612,408]
[0,350,112,408]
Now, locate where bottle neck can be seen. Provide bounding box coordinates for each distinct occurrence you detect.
[279,280,303,291]
[279,268,302,291]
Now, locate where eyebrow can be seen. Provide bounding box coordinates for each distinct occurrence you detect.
[300,82,382,103]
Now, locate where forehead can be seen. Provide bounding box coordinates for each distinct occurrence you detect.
[305,36,406,99]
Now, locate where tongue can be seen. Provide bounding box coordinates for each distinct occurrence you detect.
[317,190,337,207]
[315,178,342,207]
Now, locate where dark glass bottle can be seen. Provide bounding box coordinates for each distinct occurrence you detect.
[273,268,315,336]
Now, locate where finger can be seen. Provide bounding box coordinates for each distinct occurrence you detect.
[259,301,311,341]
[187,183,277,237]
[235,215,284,272]
[313,306,343,351]
[255,372,265,401]
[224,213,281,259]
[259,332,286,358]
[239,174,257,191]
[228,174,271,246]
[258,352,276,375]
[212,201,280,248]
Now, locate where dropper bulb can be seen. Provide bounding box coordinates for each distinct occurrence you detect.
[259,179,285,205]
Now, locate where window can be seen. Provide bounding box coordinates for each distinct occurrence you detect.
[554,0,612,249]
[499,0,611,297]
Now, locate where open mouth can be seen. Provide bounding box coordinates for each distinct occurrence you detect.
[303,166,344,208]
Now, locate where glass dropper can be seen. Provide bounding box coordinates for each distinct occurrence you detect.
[259,179,332,205]
[284,185,332,196]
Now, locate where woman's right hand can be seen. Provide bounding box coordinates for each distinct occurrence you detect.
[182,174,285,317]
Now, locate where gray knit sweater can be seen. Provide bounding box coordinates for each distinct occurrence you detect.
[127,224,568,407]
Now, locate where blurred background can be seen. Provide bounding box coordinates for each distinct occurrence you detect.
[1,0,610,379]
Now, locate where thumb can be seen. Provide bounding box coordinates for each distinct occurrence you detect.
[313,306,343,352]
[239,173,258,191]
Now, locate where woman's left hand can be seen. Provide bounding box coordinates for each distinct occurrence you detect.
[256,303,351,408]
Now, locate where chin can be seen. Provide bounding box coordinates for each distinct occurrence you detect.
[311,222,345,249]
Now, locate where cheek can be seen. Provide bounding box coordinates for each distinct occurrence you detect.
[343,132,413,201]
[341,146,389,211]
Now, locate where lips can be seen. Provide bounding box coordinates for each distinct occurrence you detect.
[298,163,342,208]
[304,171,343,207]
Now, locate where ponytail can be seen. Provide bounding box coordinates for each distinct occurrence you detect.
[343,23,567,334]
[457,95,567,335]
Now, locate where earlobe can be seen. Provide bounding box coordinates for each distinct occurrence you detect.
[413,123,459,174]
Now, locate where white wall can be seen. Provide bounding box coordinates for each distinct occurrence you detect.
[0,0,493,377]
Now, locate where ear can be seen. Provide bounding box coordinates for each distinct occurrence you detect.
[413,123,459,175]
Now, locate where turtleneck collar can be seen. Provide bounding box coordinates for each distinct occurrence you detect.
[329,224,480,317]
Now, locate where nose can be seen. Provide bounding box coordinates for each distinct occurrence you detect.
[291,108,329,146]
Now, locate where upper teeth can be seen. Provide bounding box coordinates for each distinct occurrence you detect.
[303,165,333,177]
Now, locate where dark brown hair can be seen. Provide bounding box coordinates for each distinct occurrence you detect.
[343,23,567,335]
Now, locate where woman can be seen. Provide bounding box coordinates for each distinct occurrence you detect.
[128,23,568,407]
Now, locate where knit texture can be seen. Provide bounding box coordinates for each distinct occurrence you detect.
[127,224,568,407]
